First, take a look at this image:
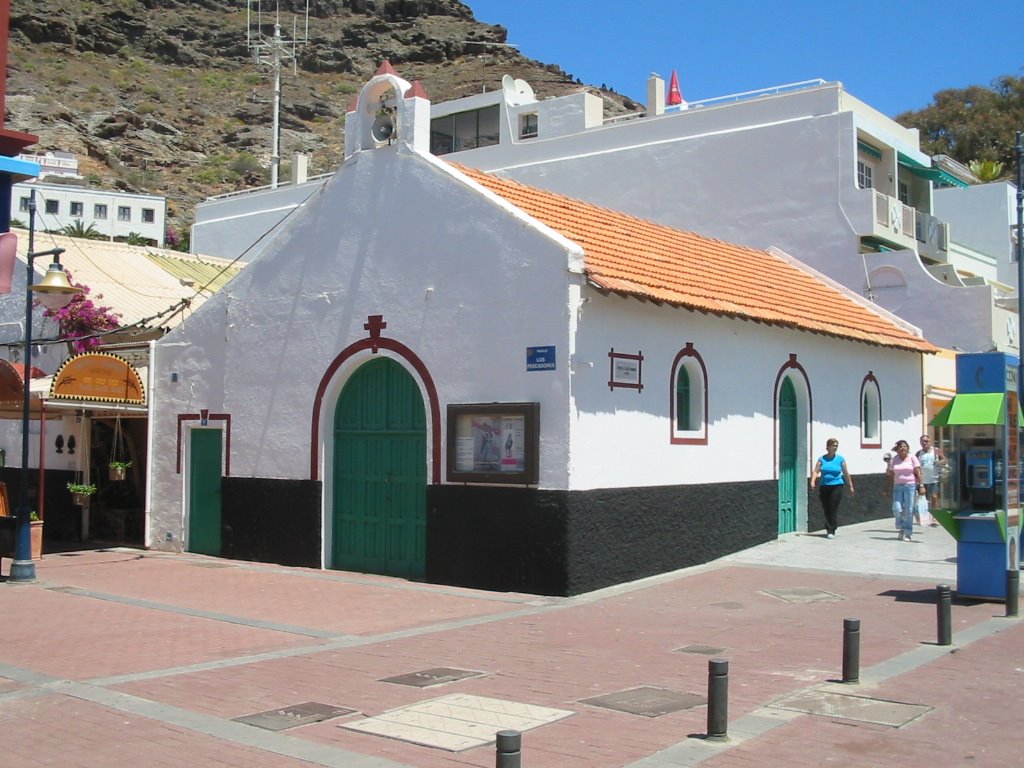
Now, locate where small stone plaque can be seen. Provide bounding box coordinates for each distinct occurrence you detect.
[675,644,726,655]
[233,702,355,731]
[380,667,484,688]
[580,686,707,717]
[763,587,844,604]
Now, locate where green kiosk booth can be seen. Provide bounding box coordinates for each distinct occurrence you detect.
[930,352,1021,601]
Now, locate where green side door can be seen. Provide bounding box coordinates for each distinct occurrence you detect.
[188,429,222,555]
[333,358,426,578]
[778,378,798,535]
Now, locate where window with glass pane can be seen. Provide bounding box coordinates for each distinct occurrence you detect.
[70,201,83,216]
[675,367,692,431]
[45,199,59,214]
[19,197,28,212]
[94,204,107,219]
[520,113,538,138]
[142,208,155,223]
[861,377,881,446]
[454,111,479,152]
[477,105,499,147]
[118,206,131,222]
[430,115,455,155]
[857,161,873,190]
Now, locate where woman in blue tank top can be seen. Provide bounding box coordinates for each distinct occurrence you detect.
[810,438,855,538]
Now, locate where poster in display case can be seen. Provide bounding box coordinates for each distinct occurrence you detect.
[447,402,539,484]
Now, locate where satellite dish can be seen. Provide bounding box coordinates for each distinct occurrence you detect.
[501,74,516,101]
[513,78,534,103]
[371,113,395,143]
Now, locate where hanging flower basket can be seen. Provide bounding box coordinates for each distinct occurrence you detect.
[68,482,96,507]
[108,461,131,481]
[109,416,131,483]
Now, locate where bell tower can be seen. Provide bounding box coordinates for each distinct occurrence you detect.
[344,62,430,158]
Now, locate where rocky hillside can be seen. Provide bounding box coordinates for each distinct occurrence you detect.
[4,0,640,241]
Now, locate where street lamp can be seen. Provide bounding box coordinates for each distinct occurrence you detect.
[9,189,76,582]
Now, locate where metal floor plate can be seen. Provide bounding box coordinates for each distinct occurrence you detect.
[340,693,574,751]
[675,644,726,655]
[379,667,484,688]
[768,690,932,727]
[762,587,844,603]
[580,686,707,717]
[233,702,356,731]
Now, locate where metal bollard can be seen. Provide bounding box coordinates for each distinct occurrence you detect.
[1007,569,1020,618]
[936,584,952,646]
[495,729,521,768]
[706,658,729,741]
[842,618,860,684]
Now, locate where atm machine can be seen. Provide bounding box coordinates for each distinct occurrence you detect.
[930,352,1021,600]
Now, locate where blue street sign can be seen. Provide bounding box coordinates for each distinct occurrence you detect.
[527,346,556,371]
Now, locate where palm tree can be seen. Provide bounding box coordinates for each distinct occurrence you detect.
[124,232,150,246]
[60,219,106,240]
[968,159,1005,182]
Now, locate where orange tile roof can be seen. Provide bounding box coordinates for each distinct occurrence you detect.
[454,164,937,354]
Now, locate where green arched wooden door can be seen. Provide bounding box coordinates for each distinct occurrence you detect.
[778,377,798,534]
[332,358,426,578]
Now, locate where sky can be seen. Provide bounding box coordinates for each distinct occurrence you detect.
[465,0,1024,118]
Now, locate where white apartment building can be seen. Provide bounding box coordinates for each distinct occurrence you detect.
[11,152,167,247]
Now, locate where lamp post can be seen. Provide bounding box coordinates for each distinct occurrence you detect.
[9,189,77,582]
[1016,132,1023,413]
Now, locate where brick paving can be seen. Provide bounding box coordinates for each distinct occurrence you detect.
[0,521,1019,767]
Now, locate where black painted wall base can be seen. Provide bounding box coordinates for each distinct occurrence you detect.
[213,473,893,598]
[429,473,895,596]
[221,476,322,568]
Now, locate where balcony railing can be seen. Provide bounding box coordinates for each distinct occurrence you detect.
[873,190,915,240]
[915,210,950,262]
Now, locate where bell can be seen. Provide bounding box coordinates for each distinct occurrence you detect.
[31,262,78,310]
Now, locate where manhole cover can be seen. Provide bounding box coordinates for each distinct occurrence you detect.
[340,693,574,751]
[233,702,356,731]
[675,644,726,655]
[769,690,931,727]
[580,686,707,717]
[763,587,844,603]
[380,667,485,688]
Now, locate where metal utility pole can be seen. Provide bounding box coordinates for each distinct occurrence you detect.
[247,1,308,189]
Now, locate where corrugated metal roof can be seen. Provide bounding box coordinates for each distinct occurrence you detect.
[10,229,242,332]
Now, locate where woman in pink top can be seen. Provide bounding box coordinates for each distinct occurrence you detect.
[885,440,924,541]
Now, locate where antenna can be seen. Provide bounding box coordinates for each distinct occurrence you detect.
[246,0,310,189]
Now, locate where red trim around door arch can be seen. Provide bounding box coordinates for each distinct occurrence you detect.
[310,337,442,483]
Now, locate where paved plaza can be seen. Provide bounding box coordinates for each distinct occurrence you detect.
[1,518,1020,767]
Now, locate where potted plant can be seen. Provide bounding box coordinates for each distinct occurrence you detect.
[29,511,43,560]
[67,481,97,507]
[108,460,132,481]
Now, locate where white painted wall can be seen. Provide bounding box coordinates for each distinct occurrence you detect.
[567,289,924,490]
[934,182,1018,288]
[0,414,85,475]
[150,144,579,549]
